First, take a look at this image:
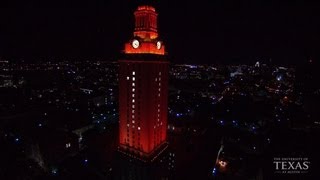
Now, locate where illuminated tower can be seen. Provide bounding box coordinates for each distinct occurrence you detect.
[118,5,168,161]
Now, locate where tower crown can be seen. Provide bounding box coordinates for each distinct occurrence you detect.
[134,5,158,40]
[124,5,165,55]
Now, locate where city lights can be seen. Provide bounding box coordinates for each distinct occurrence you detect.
[0,2,317,180]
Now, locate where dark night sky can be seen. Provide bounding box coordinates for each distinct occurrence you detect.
[0,0,319,64]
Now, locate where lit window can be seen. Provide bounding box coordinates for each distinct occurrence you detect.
[160,122,163,125]
[132,83,135,86]
[132,99,135,103]
[159,72,161,75]
[132,125,135,128]
[158,93,161,97]
[132,105,135,109]
[155,78,157,81]
[158,109,160,112]
[132,115,135,119]
[132,120,135,124]
[132,71,135,75]
[159,88,161,91]
[159,77,161,81]
[132,94,135,98]
[132,88,135,92]
[138,127,141,130]
[127,124,130,127]
[65,143,71,148]
[159,83,161,86]
[127,76,130,80]
[133,77,135,81]
[158,104,160,107]
[132,110,135,113]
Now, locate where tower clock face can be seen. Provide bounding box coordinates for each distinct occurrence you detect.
[156,41,162,50]
[132,39,140,49]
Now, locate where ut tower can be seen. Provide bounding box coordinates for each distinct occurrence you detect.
[118,5,169,161]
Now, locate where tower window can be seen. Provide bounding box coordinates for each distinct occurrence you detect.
[132,71,135,75]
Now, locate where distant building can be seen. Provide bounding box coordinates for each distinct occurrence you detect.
[27,129,79,172]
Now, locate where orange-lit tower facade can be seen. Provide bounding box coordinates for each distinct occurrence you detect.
[118,5,168,160]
